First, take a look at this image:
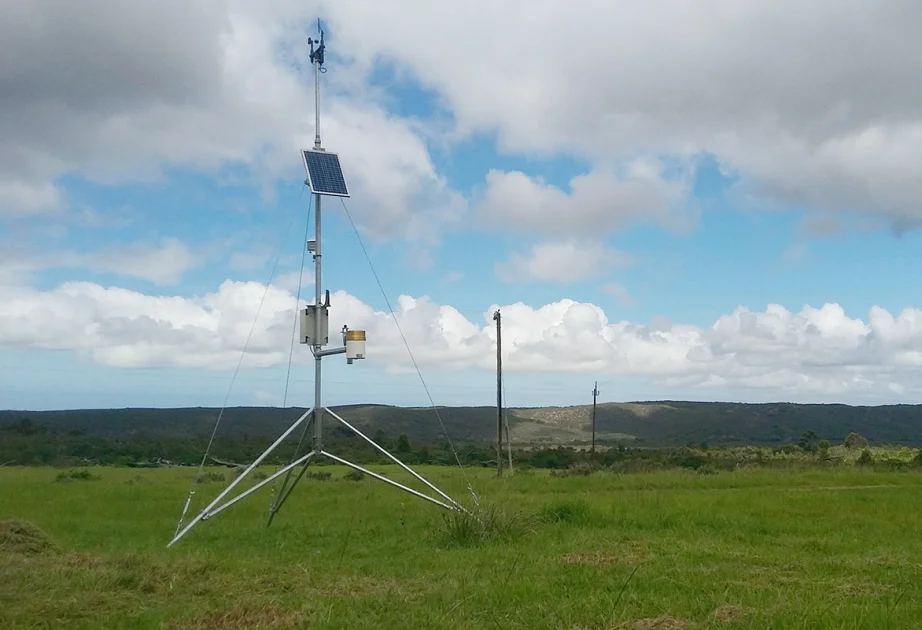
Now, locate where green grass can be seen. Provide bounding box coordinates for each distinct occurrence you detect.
[2,465,922,628]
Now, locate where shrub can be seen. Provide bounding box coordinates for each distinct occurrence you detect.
[195,471,226,483]
[609,458,664,474]
[550,460,601,478]
[55,469,100,483]
[231,469,276,481]
[844,432,869,450]
[856,449,874,466]
[696,464,722,475]
[306,470,332,481]
[343,469,365,481]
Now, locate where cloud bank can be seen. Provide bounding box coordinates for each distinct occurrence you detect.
[2,280,921,402]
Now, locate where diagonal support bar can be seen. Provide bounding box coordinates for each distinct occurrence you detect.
[205,451,316,520]
[267,450,317,526]
[168,408,313,547]
[324,407,464,510]
[270,412,316,515]
[320,450,456,511]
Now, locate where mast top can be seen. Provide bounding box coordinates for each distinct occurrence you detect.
[308,20,326,69]
[308,19,326,150]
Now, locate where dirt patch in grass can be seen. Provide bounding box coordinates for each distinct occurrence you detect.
[561,542,650,566]
[163,604,305,630]
[320,575,419,598]
[0,520,57,555]
[710,605,745,624]
[615,617,690,630]
[563,551,618,566]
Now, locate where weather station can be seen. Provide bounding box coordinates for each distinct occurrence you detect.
[168,22,468,548]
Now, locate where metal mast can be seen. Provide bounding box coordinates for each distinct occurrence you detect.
[310,23,325,454]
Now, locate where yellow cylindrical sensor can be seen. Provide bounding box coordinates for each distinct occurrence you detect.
[345,329,366,360]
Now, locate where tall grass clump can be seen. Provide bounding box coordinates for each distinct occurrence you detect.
[54,469,100,483]
[537,498,595,525]
[433,503,535,547]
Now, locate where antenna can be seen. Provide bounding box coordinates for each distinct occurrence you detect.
[168,21,464,548]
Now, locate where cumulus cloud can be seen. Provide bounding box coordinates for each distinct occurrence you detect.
[0,0,462,245]
[0,238,198,286]
[6,1,922,235]
[496,240,632,283]
[2,279,922,401]
[0,181,63,217]
[601,283,635,307]
[321,0,922,224]
[477,162,690,236]
[272,270,315,293]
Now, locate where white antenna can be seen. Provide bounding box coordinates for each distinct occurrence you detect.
[168,21,464,547]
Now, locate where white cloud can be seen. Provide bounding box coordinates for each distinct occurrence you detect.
[601,283,635,307]
[71,238,198,285]
[0,0,463,246]
[10,0,920,247]
[228,250,272,272]
[496,240,632,283]
[0,181,63,217]
[3,279,922,402]
[477,162,691,236]
[6,1,921,237]
[272,270,315,293]
[319,0,922,224]
[0,238,197,286]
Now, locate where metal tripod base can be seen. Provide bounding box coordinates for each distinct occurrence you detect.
[168,407,463,547]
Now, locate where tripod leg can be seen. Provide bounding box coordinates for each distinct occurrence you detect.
[267,453,316,526]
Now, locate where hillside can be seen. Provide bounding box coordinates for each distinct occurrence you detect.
[3,400,922,447]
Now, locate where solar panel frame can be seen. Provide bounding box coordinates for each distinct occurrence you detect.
[301,149,351,197]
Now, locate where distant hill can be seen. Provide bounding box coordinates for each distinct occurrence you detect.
[3,401,922,447]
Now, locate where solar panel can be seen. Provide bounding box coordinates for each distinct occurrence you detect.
[301,149,350,197]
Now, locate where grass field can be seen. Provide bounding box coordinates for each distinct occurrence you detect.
[3,464,922,629]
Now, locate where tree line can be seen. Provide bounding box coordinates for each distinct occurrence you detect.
[4,418,918,472]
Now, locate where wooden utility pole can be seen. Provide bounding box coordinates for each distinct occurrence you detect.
[493,309,503,476]
[591,381,599,457]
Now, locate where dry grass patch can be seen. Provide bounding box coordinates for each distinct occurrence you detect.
[615,616,690,630]
[0,520,57,555]
[163,604,306,630]
[710,604,745,624]
[313,574,424,599]
[562,551,618,566]
[561,542,650,566]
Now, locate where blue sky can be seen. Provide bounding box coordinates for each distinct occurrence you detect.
[3,2,922,410]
